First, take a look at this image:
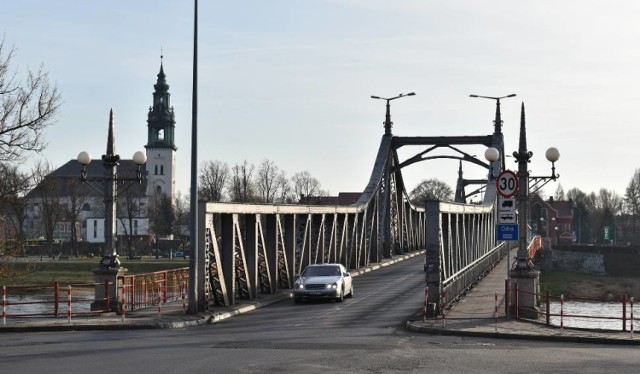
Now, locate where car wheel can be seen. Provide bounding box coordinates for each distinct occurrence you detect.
[337,287,344,302]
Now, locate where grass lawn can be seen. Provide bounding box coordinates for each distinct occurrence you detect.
[2,257,189,286]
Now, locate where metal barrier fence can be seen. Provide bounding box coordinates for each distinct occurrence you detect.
[1,282,112,324]
[119,267,189,311]
[512,286,637,332]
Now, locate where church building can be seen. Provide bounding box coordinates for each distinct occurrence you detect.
[23,59,178,246]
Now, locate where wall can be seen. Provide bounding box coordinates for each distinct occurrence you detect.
[550,245,640,276]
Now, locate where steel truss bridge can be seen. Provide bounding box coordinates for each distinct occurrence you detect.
[191,117,513,313]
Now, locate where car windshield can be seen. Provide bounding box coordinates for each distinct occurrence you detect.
[303,265,341,277]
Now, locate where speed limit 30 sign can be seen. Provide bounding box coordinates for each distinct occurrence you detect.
[496,170,518,198]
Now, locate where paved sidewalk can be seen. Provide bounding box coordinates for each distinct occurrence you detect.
[406,249,640,345]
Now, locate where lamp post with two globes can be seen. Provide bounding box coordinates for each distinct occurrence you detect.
[485,103,560,318]
[76,110,147,310]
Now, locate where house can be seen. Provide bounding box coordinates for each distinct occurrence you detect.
[529,193,575,246]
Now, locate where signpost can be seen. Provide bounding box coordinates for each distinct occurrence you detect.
[496,170,518,198]
[496,171,519,241]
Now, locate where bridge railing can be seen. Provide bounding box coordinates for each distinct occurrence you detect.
[197,201,426,308]
[425,200,508,313]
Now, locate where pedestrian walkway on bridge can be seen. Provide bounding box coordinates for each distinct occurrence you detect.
[1,250,638,345]
[406,248,640,345]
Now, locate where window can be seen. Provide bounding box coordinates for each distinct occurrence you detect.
[156,186,162,195]
[134,220,138,235]
[160,165,164,175]
[93,220,97,238]
[82,203,91,211]
[155,165,158,175]
[157,129,164,140]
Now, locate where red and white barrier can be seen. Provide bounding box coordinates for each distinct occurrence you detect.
[631,297,635,340]
[2,286,6,326]
[560,294,564,333]
[121,284,127,324]
[494,291,498,332]
[67,285,72,323]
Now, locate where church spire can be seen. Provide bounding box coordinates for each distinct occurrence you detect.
[146,54,176,149]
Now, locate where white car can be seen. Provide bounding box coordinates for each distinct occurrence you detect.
[292,263,354,303]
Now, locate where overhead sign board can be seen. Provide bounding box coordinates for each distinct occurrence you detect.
[497,224,519,241]
[496,170,518,198]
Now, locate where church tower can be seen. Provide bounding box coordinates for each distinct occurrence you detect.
[145,56,177,199]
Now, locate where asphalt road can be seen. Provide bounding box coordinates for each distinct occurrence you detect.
[1,255,639,373]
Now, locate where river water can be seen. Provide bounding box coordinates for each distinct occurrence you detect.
[545,300,636,331]
[3,290,93,316]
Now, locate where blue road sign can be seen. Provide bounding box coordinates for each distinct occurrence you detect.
[497,224,519,241]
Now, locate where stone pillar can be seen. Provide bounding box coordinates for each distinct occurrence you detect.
[91,267,128,312]
[508,269,540,319]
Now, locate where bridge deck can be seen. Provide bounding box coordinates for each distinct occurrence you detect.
[444,247,515,320]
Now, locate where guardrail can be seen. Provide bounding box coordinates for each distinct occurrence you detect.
[1,282,112,324]
[119,267,189,311]
[512,285,636,332]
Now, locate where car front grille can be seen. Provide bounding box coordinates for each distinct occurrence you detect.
[305,284,325,290]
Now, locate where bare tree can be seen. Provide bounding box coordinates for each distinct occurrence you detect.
[0,37,61,162]
[31,161,64,258]
[409,178,453,205]
[198,160,229,202]
[256,159,281,203]
[623,169,640,244]
[64,178,88,257]
[554,183,566,201]
[275,172,295,203]
[0,162,31,256]
[291,170,323,200]
[172,192,190,249]
[117,187,144,259]
[230,160,256,203]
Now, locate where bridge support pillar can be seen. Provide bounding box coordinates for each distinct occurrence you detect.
[508,269,540,319]
[91,267,127,312]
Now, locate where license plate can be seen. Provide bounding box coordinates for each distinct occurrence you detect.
[308,291,324,296]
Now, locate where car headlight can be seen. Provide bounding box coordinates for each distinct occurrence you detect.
[326,282,338,289]
[294,281,304,289]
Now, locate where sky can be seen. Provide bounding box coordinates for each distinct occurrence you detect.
[2,1,640,200]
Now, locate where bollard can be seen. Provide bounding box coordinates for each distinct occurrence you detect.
[423,287,429,322]
[182,281,187,314]
[441,290,447,328]
[121,284,126,324]
[158,284,162,316]
[494,291,498,332]
[623,294,627,332]
[560,294,564,333]
[67,285,72,323]
[2,286,6,326]
[631,297,635,340]
[54,282,59,317]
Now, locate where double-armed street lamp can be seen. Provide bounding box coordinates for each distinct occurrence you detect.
[484,103,560,271]
[77,109,147,269]
[471,93,516,172]
[371,92,416,135]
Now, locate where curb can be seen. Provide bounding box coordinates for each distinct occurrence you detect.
[405,321,640,346]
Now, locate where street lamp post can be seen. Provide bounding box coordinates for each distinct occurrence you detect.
[370,92,416,135]
[77,109,146,310]
[470,93,516,172]
[510,102,559,318]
